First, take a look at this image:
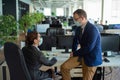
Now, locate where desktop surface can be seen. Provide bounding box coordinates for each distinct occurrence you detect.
[42,49,120,67]
[0,48,5,65]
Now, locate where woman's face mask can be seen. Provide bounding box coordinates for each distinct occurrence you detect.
[39,37,43,46]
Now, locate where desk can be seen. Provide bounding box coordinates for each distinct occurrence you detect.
[100,55,120,67]
[1,49,120,80]
[42,50,70,67]
[46,50,83,77]
[44,50,120,80]
[0,48,5,65]
[45,50,120,66]
[99,55,120,80]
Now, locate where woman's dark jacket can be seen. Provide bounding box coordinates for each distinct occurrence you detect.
[22,46,57,80]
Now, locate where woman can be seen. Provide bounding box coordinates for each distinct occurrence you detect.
[22,31,57,80]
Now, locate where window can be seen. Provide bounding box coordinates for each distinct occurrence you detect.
[104,0,120,24]
[56,8,64,16]
[43,8,51,16]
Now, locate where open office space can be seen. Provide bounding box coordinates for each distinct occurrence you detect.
[0,0,120,80]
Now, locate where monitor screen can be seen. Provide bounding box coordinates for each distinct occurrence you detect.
[68,18,74,26]
[113,24,120,29]
[56,35,74,53]
[101,34,120,52]
[119,35,120,51]
[109,24,120,29]
[38,35,56,51]
[36,24,49,33]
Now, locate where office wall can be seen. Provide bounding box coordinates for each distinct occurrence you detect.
[19,0,31,4]
[103,0,112,24]
[2,0,17,19]
[0,0,2,15]
[19,0,34,13]
[104,0,120,24]
[19,1,30,18]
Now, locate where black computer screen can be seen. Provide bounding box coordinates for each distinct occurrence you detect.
[68,18,74,26]
[38,35,56,51]
[101,34,120,52]
[56,35,74,53]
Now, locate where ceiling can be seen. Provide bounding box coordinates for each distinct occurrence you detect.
[31,0,84,8]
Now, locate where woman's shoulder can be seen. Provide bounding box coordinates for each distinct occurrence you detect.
[22,46,37,53]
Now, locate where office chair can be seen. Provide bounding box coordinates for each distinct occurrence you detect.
[39,35,54,50]
[46,27,57,36]
[45,28,65,48]
[4,42,32,80]
[56,28,65,35]
[46,28,65,36]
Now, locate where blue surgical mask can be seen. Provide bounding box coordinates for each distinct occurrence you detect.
[74,21,81,27]
[39,37,43,45]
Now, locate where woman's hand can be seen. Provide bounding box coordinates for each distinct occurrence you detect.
[70,52,73,57]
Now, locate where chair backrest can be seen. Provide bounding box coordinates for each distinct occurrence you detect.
[39,35,56,50]
[56,28,65,35]
[4,42,32,80]
[46,28,57,36]
[46,28,65,36]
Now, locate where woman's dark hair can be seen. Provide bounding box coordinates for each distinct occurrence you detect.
[25,31,38,46]
[73,9,87,19]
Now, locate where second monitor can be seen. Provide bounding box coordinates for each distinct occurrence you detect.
[101,33,120,53]
[56,35,74,53]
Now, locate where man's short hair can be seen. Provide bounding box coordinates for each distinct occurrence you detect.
[73,9,87,19]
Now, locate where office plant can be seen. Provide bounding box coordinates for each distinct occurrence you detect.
[31,12,44,24]
[19,13,34,33]
[0,15,17,46]
[19,12,44,33]
[18,12,44,41]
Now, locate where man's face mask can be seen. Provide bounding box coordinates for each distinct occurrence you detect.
[74,20,81,27]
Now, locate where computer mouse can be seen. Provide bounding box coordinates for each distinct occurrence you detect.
[104,58,110,62]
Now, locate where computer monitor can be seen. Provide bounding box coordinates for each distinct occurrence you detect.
[101,34,120,52]
[109,24,120,29]
[56,35,74,53]
[38,35,55,51]
[36,24,49,34]
[119,35,120,51]
[68,18,74,26]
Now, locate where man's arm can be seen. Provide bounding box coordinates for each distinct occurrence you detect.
[72,27,82,52]
[73,27,99,56]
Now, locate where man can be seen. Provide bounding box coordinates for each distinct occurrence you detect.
[60,9,102,80]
